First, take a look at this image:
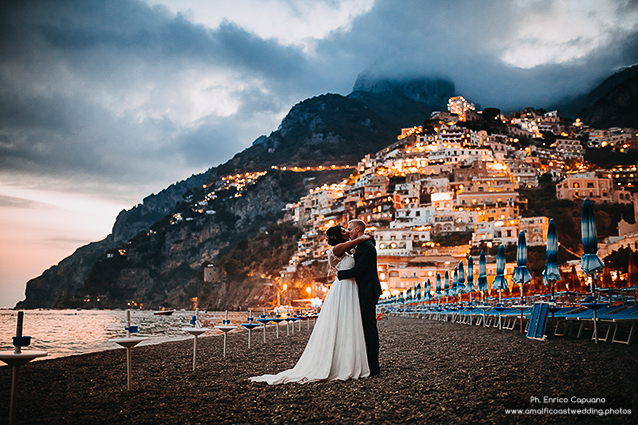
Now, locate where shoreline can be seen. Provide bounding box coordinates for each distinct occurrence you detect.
[1,316,636,424]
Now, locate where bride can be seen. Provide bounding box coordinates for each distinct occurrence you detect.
[249,225,371,384]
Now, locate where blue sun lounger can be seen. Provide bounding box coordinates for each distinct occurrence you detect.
[595,304,638,344]
[564,304,626,339]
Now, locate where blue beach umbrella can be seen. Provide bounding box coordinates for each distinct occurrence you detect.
[457,261,466,294]
[466,256,475,294]
[415,283,422,301]
[512,231,532,303]
[543,219,562,297]
[581,198,604,277]
[444,270,450,303]
[426,279,433,301]
[451,267,458,299]
[434,274,442,300]
[492,245,508,303]
[478,251,488,294]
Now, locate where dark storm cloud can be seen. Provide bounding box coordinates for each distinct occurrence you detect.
[0,0,308,193]
[312,0,638,110]
[1,0,637,198]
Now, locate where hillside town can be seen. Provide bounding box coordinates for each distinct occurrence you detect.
[279,96,638,300]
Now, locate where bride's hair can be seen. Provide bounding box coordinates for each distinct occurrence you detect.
[326,226,346,246]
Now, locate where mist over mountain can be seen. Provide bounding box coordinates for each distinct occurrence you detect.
[216,75,455,175]
[551,64,638,123]
[577,64,638,128]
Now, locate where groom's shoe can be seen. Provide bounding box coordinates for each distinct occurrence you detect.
[370,369,380,377]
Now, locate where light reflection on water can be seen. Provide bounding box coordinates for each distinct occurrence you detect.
[0,310,255,361]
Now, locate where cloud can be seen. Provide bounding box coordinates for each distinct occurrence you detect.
[0,0,311,198]
[310,0,638,110]
[0,195,51,209]
[0,0,637,202]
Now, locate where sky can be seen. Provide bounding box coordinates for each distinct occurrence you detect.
[1,0,637,307]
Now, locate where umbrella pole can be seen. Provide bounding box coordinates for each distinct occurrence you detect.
[593,308,599,344]
[498,290,502,330]
[520,287,524,333]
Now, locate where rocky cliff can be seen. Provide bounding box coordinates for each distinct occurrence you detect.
[15,172,208,309]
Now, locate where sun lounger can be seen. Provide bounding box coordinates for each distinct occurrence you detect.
[564,305,625,339]
[596,305,638,344]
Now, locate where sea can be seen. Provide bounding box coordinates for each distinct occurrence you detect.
[0,309,264,362]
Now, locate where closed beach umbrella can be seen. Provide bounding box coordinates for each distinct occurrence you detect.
[434,273,442,300]
[512,231,533,304]
[600,263,613,289]
[543,219,561,283]
[581,198,604,279]
[509,281,520,298]
[492,245,508,303]
[625,252,638,289]
[451,267,458,298]
[457,261,467,301]
[568,265,584,292]
[444,270,450,303]
[467,256,475,294]
[554,276,568,293]
[478,251,488,294]
[416,283,422,301]
[543,219,561,299]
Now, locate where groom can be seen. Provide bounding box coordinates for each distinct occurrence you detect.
[337,219,382,376]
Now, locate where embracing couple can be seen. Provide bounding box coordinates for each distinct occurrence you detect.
[250,219,382,385]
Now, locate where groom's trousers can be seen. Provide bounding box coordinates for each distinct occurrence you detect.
[359,295,380,374]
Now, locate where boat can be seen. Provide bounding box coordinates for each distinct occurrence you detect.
[153,309,174,316]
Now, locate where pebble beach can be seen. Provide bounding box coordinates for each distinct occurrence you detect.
[1,316,636,424]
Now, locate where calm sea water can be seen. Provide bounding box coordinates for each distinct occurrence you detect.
[0,309,260,362]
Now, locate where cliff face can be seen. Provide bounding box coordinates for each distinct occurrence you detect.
[15,172,208,309]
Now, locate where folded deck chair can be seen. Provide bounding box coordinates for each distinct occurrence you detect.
[527,303,551,341]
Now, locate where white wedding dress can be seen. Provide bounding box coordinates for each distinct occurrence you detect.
[249,248,370,384]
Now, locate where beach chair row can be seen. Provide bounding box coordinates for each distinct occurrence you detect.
[389,302,638,344]
[553,303,638,344]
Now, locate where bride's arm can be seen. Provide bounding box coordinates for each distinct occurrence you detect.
[332,234,371,257]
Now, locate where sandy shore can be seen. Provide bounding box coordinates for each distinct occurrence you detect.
[1,315,636,424]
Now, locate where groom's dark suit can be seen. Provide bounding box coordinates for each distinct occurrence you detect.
[337,239,382,375]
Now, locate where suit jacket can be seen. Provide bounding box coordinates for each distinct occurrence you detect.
[337,239,382,299]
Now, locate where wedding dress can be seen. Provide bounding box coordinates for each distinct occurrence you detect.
[249,248,370,384]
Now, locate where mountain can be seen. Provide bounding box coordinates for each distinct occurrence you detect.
[15,173,209,309]
[16,75,455,309]
[551,64,638,126]
[217,76,454,175]
[577,64,638,128]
